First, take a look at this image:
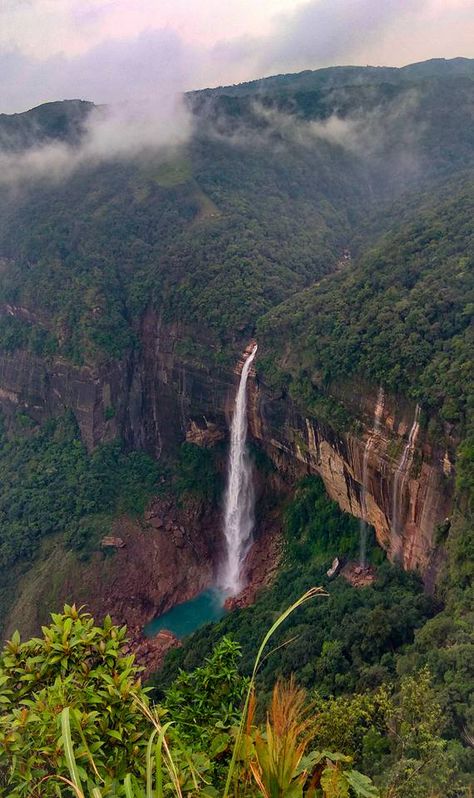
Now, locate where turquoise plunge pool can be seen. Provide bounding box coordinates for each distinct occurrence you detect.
[144,589,226,639]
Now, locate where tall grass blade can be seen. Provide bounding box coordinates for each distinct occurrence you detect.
[155,722,172,798]
[223,587,327,798]
[146,728,159,798]
[132,696,183,798]
[61,707,84,796]
[124,773,134,798]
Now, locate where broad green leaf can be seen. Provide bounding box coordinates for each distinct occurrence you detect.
[320,767,349,798]
[345,770,380,797]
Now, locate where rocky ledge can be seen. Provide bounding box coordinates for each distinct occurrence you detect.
[224,517,283,611]
[341,562,377,588]
[125,629,181,680]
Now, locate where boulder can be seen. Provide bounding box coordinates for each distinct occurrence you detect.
[100,536,125,548]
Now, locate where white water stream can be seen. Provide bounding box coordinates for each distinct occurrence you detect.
[390,404,421,561]
[220,344,258,596]
[359,387,385,567]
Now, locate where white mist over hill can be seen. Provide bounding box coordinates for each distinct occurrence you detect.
[0,96,192,185]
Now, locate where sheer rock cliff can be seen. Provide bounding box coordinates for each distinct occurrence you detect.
[0,314,456,581]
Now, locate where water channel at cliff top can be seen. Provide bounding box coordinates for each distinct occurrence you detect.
[144,589,226,639]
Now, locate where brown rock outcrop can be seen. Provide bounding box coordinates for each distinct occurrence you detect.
[342,562,377,588]
[5,494,222,641]
[186,419,225,447]
[125,629,181,680]
[101,536,125,548]
[248,378,455,577]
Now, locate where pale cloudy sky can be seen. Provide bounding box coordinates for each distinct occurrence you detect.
[1,0,473,113]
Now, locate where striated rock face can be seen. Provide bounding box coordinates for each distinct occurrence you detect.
[247,378,455,576]
[0,308,235,453]
[0,314,456,581]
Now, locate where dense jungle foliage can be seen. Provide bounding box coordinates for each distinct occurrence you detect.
[0,412,159,571]
[0,603,469,798]
[0,121,364,362]
[258,174,474,430]
[0,411,160,636]
[0,60,473,366]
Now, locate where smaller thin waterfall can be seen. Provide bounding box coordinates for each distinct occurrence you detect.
[220,344,257,596]
[391,404,421,561]
[360,388,385,567]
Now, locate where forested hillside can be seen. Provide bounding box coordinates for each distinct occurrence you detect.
[258,174,474,428]
[0,59,473,364]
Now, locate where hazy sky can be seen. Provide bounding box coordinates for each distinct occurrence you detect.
[1,0,473,113]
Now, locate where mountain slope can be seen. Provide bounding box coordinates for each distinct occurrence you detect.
[0,58,472,656]
[0,59,473,366]
[258,172,474,429]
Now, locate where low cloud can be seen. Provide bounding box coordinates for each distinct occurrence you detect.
[0,0,470,185]
[195,88,425,196]
[0,94,192,185]
[203,88,421,154]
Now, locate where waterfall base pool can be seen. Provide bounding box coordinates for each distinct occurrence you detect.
[144,589,226,639]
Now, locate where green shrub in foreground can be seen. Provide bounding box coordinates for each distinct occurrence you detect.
[0,593,381,797]
[0,605,151,795]
[2,598,466,797]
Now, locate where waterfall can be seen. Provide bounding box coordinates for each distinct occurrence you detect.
[390,404,421,561]
[220,344,258,596]
[359,387,385,567]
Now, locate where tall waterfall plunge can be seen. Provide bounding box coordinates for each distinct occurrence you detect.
[220,344,258,596]
[359,387,385,567]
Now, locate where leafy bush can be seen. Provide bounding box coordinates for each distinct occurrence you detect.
[0,594,382,798]
[164,638,247,751]
[0,605,150,796]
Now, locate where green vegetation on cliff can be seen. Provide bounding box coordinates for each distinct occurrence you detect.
[258,175,474,429]
[0,413,160,635]
[0,132,361,363]
[0,412,159,571]
[0,59,473,798]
